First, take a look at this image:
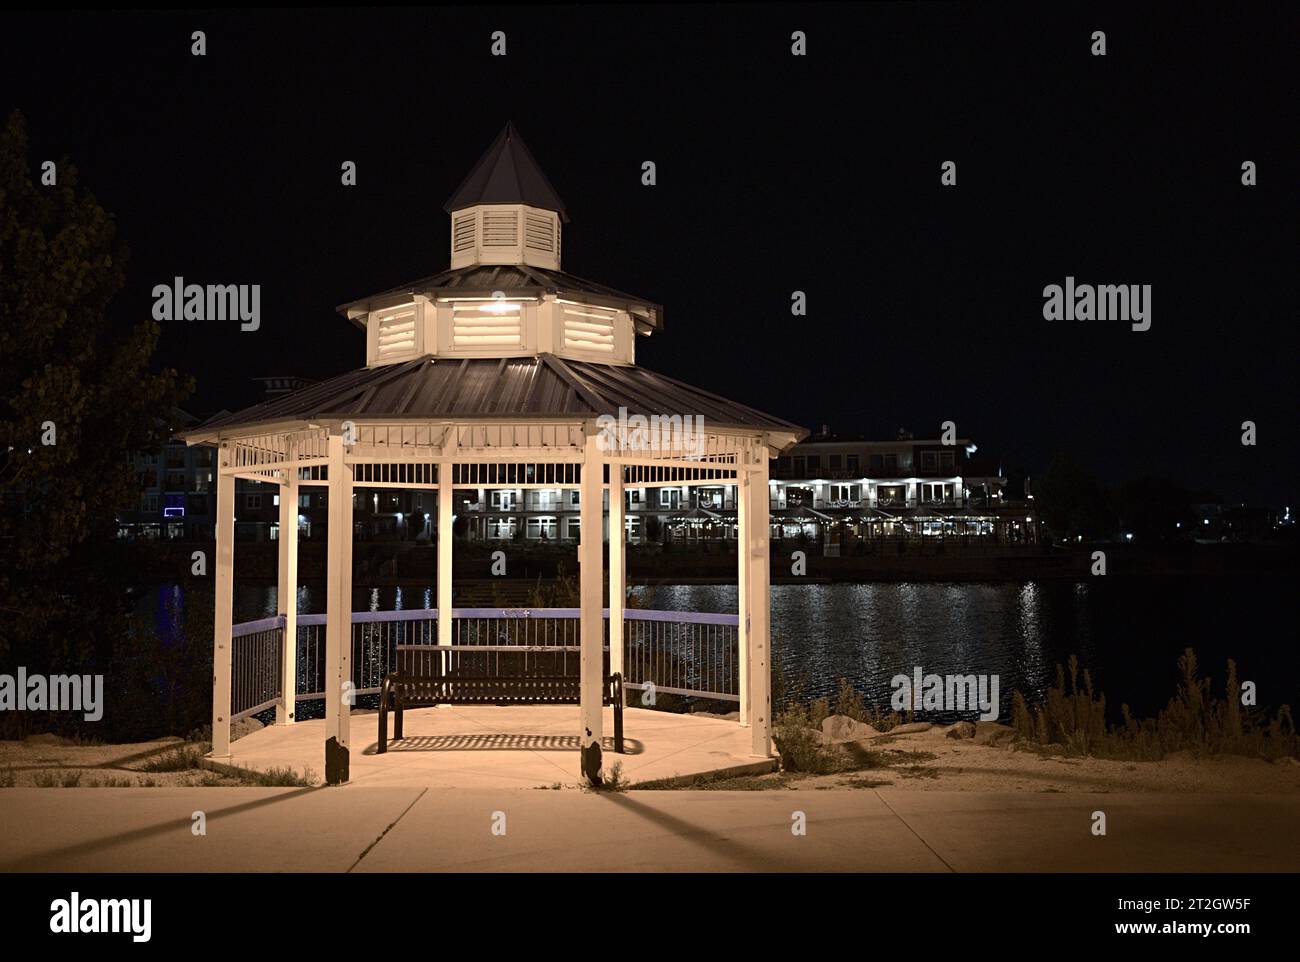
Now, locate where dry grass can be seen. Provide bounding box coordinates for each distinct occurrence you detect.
[1011,650,1297,762]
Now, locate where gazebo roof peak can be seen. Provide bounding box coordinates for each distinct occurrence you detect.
[435,123,572,276]
[340,124,670,367]
[444,122,569,223]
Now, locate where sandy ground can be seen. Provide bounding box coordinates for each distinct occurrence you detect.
[723,721,1300,794]
[0,719,274,788]
[3,718,1298,794]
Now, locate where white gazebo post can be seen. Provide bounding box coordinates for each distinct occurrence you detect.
[578,430,605,781]
[742,440,773,757]
[276,439,298,725]
[737,461,750,727]
[437,450,454,655]
[608,464,625,680]
[324,431,354,781]
[211,441,235,759]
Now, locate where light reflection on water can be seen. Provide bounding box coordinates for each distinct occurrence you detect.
[196,576,1296,722]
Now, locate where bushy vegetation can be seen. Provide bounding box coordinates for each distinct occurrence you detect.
[772,684,911,775]
[772,702,842,774]
[106,583,214,743]
[139,744,207,772]
[831,677,865,721]
[830,676,910,731]
[775,657,1296,773]
[1011,650,1297,761]
[582,761,628,792]
[246,765,317,787]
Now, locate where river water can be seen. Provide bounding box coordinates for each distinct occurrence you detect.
[161,575,1296,723]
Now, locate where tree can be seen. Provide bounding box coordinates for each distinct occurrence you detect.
[1034,453,1116,542]
[0,110,190,730]
[1115,477,1196,543]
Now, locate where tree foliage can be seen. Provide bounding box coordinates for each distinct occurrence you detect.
[1115,476,1196,543]
[1034,453,1116,541]
[0,110,191,718]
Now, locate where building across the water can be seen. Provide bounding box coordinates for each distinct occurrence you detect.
[120,416,1037,548]
[116,409,217,541]
[770,427,1039,550]
[116,379,319,543]
[238,426,1033,549]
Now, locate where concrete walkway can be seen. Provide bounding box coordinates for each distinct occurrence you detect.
[216,705,772,788]
[1,788,1295,872]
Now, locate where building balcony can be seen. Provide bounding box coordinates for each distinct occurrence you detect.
[874,497,914,509]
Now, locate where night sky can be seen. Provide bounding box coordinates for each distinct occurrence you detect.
[3,4,1296,504]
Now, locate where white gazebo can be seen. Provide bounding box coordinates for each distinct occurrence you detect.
[182,124,805,784]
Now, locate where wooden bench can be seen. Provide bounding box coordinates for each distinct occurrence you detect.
[377,646,624,754]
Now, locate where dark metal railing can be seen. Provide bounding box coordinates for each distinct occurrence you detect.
[230,616,284,720]
[229,606,741,716]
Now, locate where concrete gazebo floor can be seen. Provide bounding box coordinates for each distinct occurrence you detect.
[209,706,774,789]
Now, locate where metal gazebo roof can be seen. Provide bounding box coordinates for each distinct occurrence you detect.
[444,122,569,222]
[336,264,663,334]
[182,353,808,441]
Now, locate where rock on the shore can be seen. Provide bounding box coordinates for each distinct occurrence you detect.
[973,721,1017,747]
[24,733,73,746]
[889,722,933,735]
[231,717,265,742]
[821,715,881,743]
[944,721,976,739]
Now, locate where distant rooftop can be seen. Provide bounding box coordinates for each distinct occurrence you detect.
[795,428,973,447]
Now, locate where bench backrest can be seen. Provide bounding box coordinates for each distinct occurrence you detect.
[394,645,609,680]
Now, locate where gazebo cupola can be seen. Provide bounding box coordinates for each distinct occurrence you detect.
[445,120,568,271]
[343,123,660,370]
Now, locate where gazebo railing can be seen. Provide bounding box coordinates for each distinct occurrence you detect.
[228,606,740,719]
[230,616,285,721]
[293,609,438,702]
[622,609,740,703]
[447,607,594,677]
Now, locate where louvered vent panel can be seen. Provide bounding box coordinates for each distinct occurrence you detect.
[452,304,523,348]
[481,210,519,247]
[375,307,417,359]
[562,304,616,354]
[524,212,555,253]
[452,213,477,252]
